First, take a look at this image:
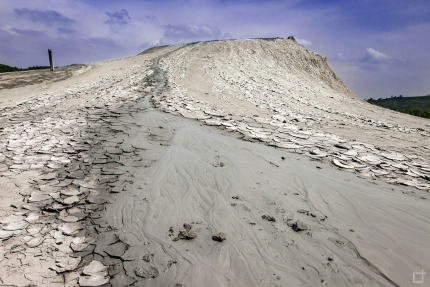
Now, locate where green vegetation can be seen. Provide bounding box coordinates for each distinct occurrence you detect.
[0,63,51,73]
[367,95,430,119]
[0,64,22,73]
[400,107,430,119]
[27,65,51,70]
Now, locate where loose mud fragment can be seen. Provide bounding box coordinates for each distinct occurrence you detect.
[177,223,197,240]
[212,232,226,242]
[262,215,276,222]
[291,220,309,232]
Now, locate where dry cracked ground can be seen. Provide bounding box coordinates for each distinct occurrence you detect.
[0,39,429,287]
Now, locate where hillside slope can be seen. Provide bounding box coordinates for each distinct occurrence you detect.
[156,38,430,167]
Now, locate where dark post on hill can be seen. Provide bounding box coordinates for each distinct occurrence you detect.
[48,49,54,71]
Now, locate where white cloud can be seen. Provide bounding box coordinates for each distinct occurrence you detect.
[366,48,391,60]
[297,38,312,47]
[360,47,391,64]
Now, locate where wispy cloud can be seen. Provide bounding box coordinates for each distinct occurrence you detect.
[359,48,392,64]
[297,38,312,47]
[14,8,74,26]
[105,9,130,25]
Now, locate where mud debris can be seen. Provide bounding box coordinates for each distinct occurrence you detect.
[262,215,276,222]
[212,232,226,242]
[291,220,310,232]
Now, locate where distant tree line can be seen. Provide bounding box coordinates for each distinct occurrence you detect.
[367,95,430,119]
[367,95,405,101]
[397,107,430,119]
[0,63,52,73]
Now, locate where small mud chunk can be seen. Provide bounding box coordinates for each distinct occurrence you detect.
[134,266,160,278]
[104,242,128,258]
[51,256,81,273]
[176,223,197,240]
[262,215,276,222]
[212,232,226,242]
[111,271,137,287]
[79,275,109,286]
[292,220,309,232]
[83,260,108,276]
[142,254,152,263]
[178,230,197,240]
[183,223,192,232]
[334,143,352,150]
[79,260,109,286]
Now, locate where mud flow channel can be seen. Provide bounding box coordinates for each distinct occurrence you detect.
[90,62,430,287]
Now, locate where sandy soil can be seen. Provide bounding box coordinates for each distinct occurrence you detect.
[0,39,429,287]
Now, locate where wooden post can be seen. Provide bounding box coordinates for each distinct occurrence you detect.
[48,49,54,71]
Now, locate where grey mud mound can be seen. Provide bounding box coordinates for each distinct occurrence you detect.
[0,39,429,287]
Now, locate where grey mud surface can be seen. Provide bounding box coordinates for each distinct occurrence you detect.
[98,56,430,287]
[0,43,429,287]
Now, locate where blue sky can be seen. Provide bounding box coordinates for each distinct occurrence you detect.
[0,0,429,99]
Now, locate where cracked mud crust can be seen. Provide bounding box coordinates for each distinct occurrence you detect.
[0,39,429,287]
